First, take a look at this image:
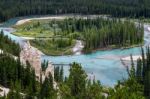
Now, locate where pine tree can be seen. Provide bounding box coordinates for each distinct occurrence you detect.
[136,58,142,83]
[67,62,87,98]
[59,66,64,82]
[130,55,136,78]
[141,47,145,78]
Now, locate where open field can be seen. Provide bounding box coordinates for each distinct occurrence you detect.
[13,20,56,37]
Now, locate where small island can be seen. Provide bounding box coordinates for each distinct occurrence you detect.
[13,18,144,56]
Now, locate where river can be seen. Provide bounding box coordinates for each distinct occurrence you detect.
[0,15,150,87]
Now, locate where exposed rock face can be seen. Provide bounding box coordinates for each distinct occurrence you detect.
[20,41,54,81]
[20,41,41,76]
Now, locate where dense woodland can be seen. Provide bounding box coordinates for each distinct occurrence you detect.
[0,30,20,56]
[0,0,150,22]
[61,18,144,52]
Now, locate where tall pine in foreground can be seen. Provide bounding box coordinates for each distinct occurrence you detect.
[127,47,150,98]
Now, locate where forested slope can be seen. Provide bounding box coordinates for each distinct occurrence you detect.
[0,30,20,56]
[0,0,150,22]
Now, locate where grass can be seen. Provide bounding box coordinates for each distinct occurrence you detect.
[30,38,76,56]
[14,30,54,37]
[13,20,55,37]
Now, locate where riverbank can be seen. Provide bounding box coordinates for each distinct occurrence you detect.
[148,27,150,32]
[84,43,143,55]
[121,55,142,61]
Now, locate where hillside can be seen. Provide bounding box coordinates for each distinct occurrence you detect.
[0,0,150,22]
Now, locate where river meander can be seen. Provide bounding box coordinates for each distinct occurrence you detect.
[0,15,150,87]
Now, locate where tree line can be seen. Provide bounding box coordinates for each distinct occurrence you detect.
[49,18,144,53]
[0,0,150,22]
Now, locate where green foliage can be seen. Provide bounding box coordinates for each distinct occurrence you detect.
[85,80,104,99]
[108,79,145,99]
[108,58,145,99]
[124,47,150,98]
[67,62,87,98]
[59,62,104,99]
[39,73,56,99]
[30,38,75,56]
[136,58,143,83]
[0,30,20,56]
[54,66,64,82]
[61,18,143,52]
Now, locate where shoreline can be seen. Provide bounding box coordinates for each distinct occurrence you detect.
[15,15,108,26]
[148,27,150,32]
[21,37,35,40]
[121,55,142,61]
[83,44,143,55]
[13,32,143,56]
[32,43,142,56]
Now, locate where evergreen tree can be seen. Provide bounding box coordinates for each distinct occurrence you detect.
[136,58,142,83]
[59,66,64,82]
[67,62,87,98]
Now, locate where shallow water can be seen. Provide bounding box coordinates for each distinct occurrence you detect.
[0,17,150,87]
[42,47,141,86]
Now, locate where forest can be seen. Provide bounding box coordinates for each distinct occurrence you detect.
[0,0,150,22]
[62,18,144,52]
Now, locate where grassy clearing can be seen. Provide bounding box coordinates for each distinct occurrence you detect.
[30,38,76,56]
[13,20,55,37]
